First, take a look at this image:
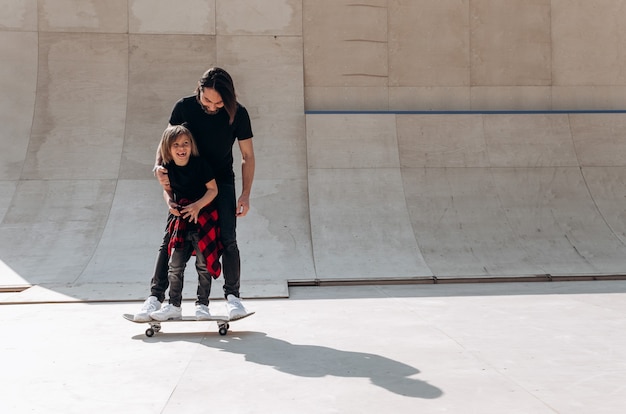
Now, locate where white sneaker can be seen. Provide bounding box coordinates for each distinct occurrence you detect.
[134,296,161,322]
[150,304,182,321]
[195,304,212,320]
[226,295,248,320]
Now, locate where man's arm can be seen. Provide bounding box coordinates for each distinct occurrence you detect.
[237,138,255,217]
[163,188,180,216]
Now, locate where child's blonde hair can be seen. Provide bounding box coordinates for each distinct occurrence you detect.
[158,124,199,164]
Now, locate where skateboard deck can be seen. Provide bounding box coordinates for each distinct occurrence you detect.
[122,312,254,337]
[228,311,255,322]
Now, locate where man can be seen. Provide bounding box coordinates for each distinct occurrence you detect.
[135,67,255,321]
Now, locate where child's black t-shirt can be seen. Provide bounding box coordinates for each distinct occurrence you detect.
[165,156,215,204]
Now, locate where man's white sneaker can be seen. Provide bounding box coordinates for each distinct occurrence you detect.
[150,304,182,321]
[195,304,212,320]
[134,296,161,322]
[226,294,248,320]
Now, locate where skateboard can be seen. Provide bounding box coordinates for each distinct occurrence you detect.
[123,312,255,337]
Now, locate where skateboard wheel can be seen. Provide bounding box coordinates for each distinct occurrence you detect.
[145,328,155,337]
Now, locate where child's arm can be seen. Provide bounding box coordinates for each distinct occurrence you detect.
[180,179,218,223]
[163,188,181,217]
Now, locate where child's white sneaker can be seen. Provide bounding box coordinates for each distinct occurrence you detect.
[134,296,161,322]
[150,304,182,321]
[195,304,212,320]
[226,295,248,320]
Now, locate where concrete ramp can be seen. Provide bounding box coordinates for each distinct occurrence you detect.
[3,4,626,302]
[0,9,309,301]
[305,112,626,281]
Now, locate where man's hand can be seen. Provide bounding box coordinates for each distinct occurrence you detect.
[167,199,181,217]
[237,194,250,217]
[155,166,170,188]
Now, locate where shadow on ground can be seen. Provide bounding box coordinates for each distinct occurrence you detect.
[135,331,443,399]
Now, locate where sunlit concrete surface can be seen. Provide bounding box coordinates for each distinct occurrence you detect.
[2,3,626,413]
[1,282,625,413]
[306,112,626,280]
[0,1,307,300]
[3,2,626,302]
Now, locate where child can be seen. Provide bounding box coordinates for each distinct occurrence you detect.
[148,125,222,321]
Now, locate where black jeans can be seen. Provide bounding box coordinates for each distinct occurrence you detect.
[167,230,213,307]
[150,180,241,302]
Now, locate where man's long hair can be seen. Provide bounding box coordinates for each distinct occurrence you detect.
[196,67,237,125]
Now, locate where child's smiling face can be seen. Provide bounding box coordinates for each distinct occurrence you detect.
[170,134,192,166]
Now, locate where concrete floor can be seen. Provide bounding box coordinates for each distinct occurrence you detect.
[2,280,625,413]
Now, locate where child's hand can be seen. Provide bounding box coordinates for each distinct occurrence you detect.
[180,203,201,223]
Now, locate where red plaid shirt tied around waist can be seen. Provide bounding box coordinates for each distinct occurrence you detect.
[167,199,223,278]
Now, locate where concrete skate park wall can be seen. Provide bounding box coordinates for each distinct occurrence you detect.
[1,1,626,301]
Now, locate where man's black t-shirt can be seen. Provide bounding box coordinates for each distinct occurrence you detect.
[165,156,215,204]
[169,96,253,182]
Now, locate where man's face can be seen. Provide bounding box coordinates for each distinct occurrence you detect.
[198,87,224,115]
